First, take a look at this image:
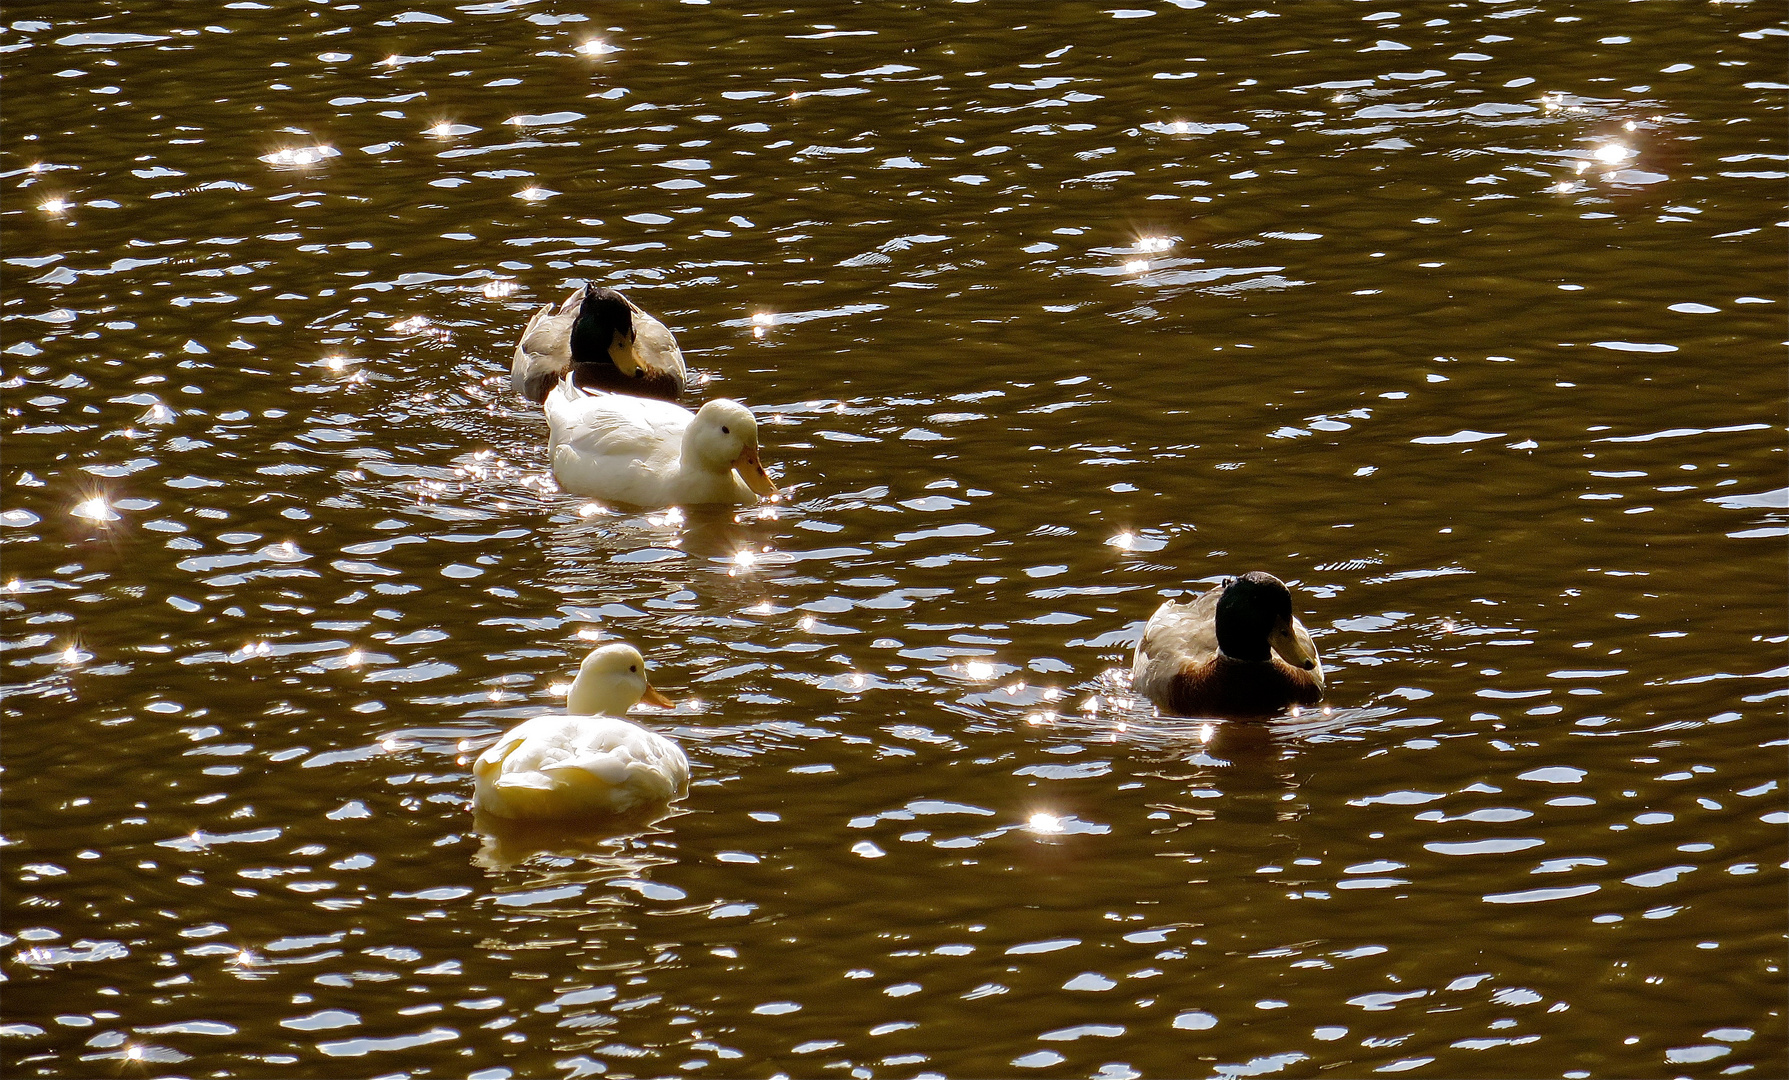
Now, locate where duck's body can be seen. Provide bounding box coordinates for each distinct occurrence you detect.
[544,378,777,507]
[511,285,686,404]
[472,644,690,821]
[1131,572,1324,718]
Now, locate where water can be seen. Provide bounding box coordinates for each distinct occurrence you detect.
[3,1,1785,1077]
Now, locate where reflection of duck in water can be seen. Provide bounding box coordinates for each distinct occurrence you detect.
[1131,572,1324,718]
[473,644,689,821]
[511,285,687,404]
[471,810,679,872]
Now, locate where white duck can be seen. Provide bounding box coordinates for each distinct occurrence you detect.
[472,643,690,821]
[511,284,687,404]
[544,377,779,507]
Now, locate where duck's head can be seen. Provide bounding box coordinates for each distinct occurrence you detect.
[567,285,686,398]
[1214,572,1319,671]
[686,399,778,497]
[567,643,674,716]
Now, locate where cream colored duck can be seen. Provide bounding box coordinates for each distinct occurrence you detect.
[472,643,690,821]
[544,377,778,507]
[511,284,687,404]
[1131,571,1324,718]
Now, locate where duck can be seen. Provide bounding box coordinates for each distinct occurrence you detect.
[543,376,778,507]
[472,643,690,821]
[1130,571,1324,718]
[511,284,687,404]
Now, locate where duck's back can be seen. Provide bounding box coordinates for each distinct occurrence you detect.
[545,384,692,501]
[474,714,690,819]
[1131,592,1221,705]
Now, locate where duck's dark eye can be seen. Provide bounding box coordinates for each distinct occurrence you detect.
[1303,660,1315,670]
[633,368,643,378]
[721,425,730,435]
[629,665,638,672]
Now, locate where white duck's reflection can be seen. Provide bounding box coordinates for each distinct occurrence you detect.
[471,806,681,874]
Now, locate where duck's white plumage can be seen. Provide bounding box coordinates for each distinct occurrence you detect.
[472,644,690,821]
[544,377,778,507]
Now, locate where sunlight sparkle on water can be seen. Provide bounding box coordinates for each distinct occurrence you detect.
[963,661,996,680]
[39,197,71,214]
[1123,259,1150,273]
[344,649,363,667]
[1593,143,1634,165]
[577,627,603,641]
[1137,236,1171,253]
[482,280,518,298]
[733,549,758,569]
[1029,813,1064,834]
[260,145,336,167]
[71,495,119,522]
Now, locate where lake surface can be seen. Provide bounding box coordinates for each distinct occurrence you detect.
[2,1,1785,1077]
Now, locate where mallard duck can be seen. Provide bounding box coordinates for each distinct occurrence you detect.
[473,643,690,821]
[1130,571,1324,717]
[511,284,687,404]
[543,377,778,507]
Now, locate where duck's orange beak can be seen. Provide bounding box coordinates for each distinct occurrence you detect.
[732,445,779,498]
[640,684,674,708]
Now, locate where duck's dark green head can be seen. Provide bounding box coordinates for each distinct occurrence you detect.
[568,285,635,368]
[1215,572,1315,670]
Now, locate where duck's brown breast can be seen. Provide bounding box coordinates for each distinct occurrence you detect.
[570,362,683,402]
[1167,655,1323,718]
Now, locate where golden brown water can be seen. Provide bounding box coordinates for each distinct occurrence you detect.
[3,2,1785,1077]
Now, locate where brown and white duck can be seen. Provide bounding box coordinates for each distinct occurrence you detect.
[1130,571,1324,717]
[510,284,687,404]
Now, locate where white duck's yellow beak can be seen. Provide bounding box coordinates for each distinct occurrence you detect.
[639,684,674,708]
[732,445,779,498]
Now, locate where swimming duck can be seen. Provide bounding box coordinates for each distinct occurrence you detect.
[544,377,778,507]
[1130,571,1324,717]
[472,643,690,821]
[511,284,687,404]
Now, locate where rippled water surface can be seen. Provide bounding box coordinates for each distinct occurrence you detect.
[3,1,1785,1077]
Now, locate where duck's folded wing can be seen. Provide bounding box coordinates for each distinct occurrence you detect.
[546,383,689,463]
[1137,593,1220,661]
[511,303,574,402]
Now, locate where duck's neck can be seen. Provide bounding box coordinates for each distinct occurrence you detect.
[568,676,635,716]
